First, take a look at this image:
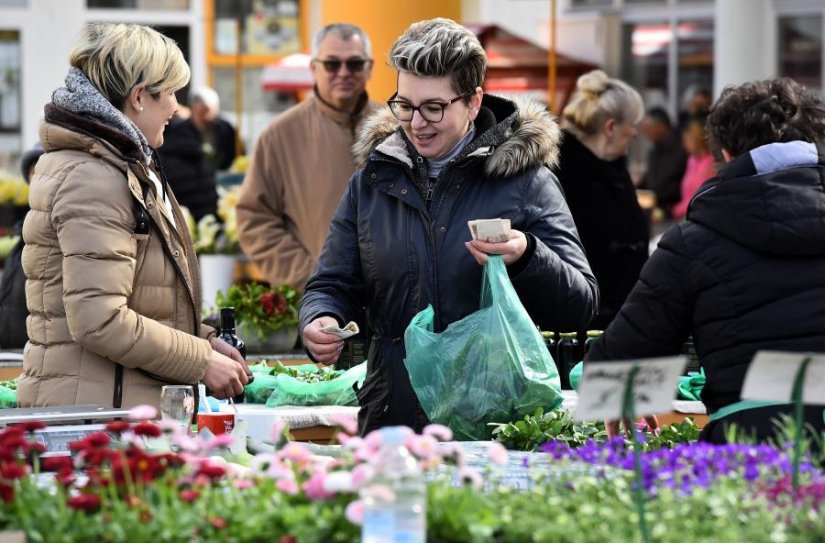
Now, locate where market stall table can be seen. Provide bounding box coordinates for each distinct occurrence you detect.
[238,391,708,444]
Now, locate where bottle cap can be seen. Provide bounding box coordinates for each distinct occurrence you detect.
[540,331,555,339]
[559,332,578,339]
[586,330,604,338]
[379,426,410,446]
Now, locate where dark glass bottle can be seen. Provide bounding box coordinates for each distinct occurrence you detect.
[584,330,604,356]
[218,307,246,403]
[682,336,700,375]
[557,332,579,390]
[541,331,557,361]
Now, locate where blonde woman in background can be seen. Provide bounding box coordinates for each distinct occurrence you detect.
[20,23,251,409]
[552,70,650,330]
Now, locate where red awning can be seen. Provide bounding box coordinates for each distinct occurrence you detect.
[261,53,313,91]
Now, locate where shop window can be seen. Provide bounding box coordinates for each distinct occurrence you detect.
[87,0,189,8]
[0,29,21,152]
[778,15,823,95]
[213,0,299,56]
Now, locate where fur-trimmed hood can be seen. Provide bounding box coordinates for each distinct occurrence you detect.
[353,94,561,178]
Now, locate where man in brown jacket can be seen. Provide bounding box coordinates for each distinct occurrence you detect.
[237,23,380,290]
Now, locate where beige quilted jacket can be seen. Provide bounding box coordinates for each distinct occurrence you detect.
[19,104,213,409]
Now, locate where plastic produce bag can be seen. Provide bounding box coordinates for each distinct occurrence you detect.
[404,255,563,440]
[265,362,367,407]
[0,385,16,409]
[243,364,281,404]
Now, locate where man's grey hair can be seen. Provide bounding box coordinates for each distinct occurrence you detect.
[311,23,372,58]
[389,18,486,100]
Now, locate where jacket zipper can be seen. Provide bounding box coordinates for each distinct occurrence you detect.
[135,163,201,336]
[113,363,123,408]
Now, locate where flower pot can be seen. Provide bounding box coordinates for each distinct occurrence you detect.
[199,254,237,311]
[238,323,299,354]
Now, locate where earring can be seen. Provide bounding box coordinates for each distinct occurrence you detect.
[139,107,144,112]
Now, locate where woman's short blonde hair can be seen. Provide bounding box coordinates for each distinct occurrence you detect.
[389,18,486,100]
[69,22,190,109]
[562,69,643,135]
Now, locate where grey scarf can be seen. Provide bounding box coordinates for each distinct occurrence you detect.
[52,67,153,165]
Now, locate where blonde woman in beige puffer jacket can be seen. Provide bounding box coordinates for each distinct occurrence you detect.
[19,23,251,409]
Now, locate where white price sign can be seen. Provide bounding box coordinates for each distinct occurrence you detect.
[741,351,825,404]
[574,356,687,421]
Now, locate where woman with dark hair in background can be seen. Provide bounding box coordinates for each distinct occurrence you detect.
[588,78,825,446]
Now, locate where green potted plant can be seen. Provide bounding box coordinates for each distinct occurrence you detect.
[215,282,300,353]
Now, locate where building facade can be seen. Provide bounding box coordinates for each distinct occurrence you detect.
[0,0,822,170]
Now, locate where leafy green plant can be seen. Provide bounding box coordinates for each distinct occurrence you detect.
[490,408,700,452]
[215,282,299,339]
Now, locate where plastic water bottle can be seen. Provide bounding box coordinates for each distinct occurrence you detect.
[360,426,426,543]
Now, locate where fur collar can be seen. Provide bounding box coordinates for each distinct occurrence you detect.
[42,103,145,164]
[352,94,560,178]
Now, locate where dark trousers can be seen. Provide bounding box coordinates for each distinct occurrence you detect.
[700,404,825,458]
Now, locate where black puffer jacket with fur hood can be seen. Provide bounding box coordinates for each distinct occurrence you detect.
[300,94,599,434]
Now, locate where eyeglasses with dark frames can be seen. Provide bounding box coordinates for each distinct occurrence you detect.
[387,95,468,123]
[313,57,370,73]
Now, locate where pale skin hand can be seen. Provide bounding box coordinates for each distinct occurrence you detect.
[203,348,250,399]
[209,336,254,382]
[303,316,345,366]
[605,415,659,439]
[464,229,528,265]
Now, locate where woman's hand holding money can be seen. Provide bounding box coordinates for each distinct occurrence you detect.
[302,316,345,365]
[465,229,527,265]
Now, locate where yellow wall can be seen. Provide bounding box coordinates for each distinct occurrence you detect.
[321,0,462,102]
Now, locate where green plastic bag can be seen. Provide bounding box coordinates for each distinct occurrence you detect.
[265,362,367,407]
[569,361,583,391]
[677,368,705,401]
[404,255,563,440]
[244,364,282,404]
[0,385,17,409]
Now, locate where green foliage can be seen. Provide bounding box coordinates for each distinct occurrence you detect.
[267,361,342,383]
[490,408,701,452]
[215,282,299,339]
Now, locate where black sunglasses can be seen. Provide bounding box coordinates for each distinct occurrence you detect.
[314,58,370,73]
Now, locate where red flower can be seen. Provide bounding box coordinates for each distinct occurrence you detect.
[83,432,111,449]
[279,537,298,543]
[179,489,199,502]
[22,441,46,458]
[0,435,25,451]
[0,463,26,480]
[0,483,13,503]
[41,456,73,472]
[196,462,227,481]
[67,493,101,513]
[105,421,131,434]
[210,517,227,529]
[16,421,46,433]
[55,467,75,487]
[259,291,288,317]
[132,422,162,438]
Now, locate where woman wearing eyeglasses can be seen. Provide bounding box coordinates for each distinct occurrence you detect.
[300,18,598,434]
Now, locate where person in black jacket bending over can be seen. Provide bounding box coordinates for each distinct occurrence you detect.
[588,78,825,446]
[300,18,598,435]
